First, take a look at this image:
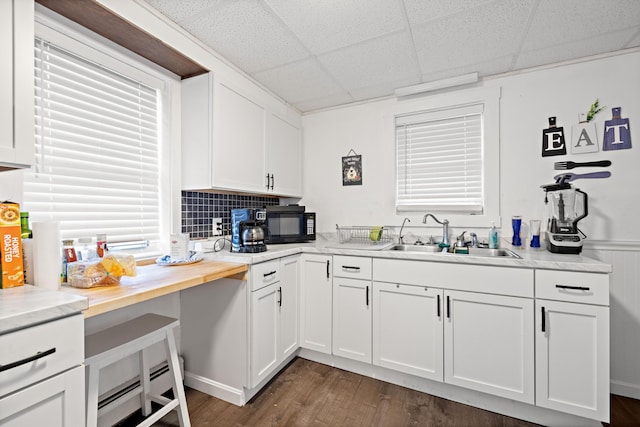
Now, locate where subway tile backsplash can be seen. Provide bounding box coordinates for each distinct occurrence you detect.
[181,191,279,239]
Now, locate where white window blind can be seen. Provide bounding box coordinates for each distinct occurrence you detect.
[24,38,161,244]
[396,104,484,212]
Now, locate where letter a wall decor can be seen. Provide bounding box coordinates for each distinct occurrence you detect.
[542,116,566,157]
[603,107,632,151]
[572,113,598,154]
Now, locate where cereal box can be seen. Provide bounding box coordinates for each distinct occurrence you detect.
[0,202,25,288]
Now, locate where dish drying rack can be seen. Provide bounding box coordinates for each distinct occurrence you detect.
[336,225,397,245]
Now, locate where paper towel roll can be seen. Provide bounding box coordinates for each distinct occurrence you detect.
[32,222,61,290]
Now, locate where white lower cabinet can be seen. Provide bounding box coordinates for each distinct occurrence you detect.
[444,290,534,404]
[332,277,371,363]
[250,256,299,388]
[373,282,443,381]
[0,314,84,426]
[0,366,84,426]
[299,254,332,354]
[250,282,279,387]
[535,269,610,422]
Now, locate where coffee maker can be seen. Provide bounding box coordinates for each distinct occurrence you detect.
[541,177,588,254]
[231,208,267,253]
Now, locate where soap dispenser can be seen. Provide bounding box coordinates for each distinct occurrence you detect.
[489,222,500,249]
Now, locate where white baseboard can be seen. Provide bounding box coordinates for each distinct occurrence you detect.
[184,371,246,406]
[611,380,640,400]
[298,349,602,427]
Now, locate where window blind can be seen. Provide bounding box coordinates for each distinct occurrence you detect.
[396,104,484,212]
[24,38,161,244]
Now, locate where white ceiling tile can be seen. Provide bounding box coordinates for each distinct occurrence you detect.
[420,55,515,82]
[293,93,356,113]
[252,58,349,104]
[522,0,640,51]
[412,0,536,75]
[179,0,309,73]
[144,0,224,23]
[265,0,406,54]
[349,76,421,102]
[317,32,420,91]
[515,28,640,70]
[626,31,640,48]
[402,0,498,27]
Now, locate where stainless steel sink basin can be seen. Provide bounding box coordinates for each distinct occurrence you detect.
[467,247,521,259]
[387,245,521,259]
[387,244,443,252]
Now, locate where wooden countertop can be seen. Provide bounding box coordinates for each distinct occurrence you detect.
[59,260,248,318]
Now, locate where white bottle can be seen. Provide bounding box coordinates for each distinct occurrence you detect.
[489,222,499,249]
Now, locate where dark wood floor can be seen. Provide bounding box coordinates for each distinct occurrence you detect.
[120,357,640,426]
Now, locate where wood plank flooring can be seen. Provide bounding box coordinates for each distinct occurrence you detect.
[119,357,640,426]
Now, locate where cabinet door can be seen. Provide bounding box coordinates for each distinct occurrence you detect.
[279,256,299,360]
[444,290,534,404]
[332,277,371,363]
[267,115,301,197]
[536,300,610,422]
[299,254,332,354]
[212,82,267,193]
[0,365,84,426]
[373,282,443,381]
[250,283,279,388]
[0,0,33,168]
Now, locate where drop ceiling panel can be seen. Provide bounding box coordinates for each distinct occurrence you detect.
[515,28,640,70]
[144,0,222,23]
[317,32,420,91]
[265,0,406,54]
[403,0,499,27]
[412,0,535,74]
[253,58,349,104]
[177,0,310,73]
[522,0,640,51]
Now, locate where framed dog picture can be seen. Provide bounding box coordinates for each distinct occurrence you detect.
[342,153,362,186]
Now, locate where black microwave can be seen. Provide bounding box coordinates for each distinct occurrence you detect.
[264,205,316,244]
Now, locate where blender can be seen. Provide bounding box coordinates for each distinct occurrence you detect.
[541,177,588,254]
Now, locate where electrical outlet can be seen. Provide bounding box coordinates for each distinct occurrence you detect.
[212,218,223,236]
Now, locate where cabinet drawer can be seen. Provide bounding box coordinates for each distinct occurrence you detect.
[535,270,609,306]
[333,256,372,280]
[251,259,280,291]
[373,259,533,298]
[0,314,83,397]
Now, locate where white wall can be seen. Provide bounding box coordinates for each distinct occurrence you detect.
[301,50,640,243]
[301,49,640,399]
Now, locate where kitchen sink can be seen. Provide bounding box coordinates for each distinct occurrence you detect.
[467,247,521,259]
[386,245,521,259]
[387,244,443,252]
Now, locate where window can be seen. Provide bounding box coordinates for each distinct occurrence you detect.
[394,87,500,226]
[396,104,483,212]
[24,13,174,251]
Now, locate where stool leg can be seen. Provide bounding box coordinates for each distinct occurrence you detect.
[139,347,152,416]
[165,327,191,427]
[86,364,100,427]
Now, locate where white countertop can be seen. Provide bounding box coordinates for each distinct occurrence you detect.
[0,285,88,335]
[202,236,612,273]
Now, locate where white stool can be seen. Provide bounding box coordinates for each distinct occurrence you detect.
[84,313,191,427]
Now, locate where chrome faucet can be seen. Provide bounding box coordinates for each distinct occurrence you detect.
[422,213,450,247]
[399,217,410,244]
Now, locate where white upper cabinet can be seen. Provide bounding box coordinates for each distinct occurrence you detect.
[0,0,34,170]
[267,114,302,197]
[181,72,302,197]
